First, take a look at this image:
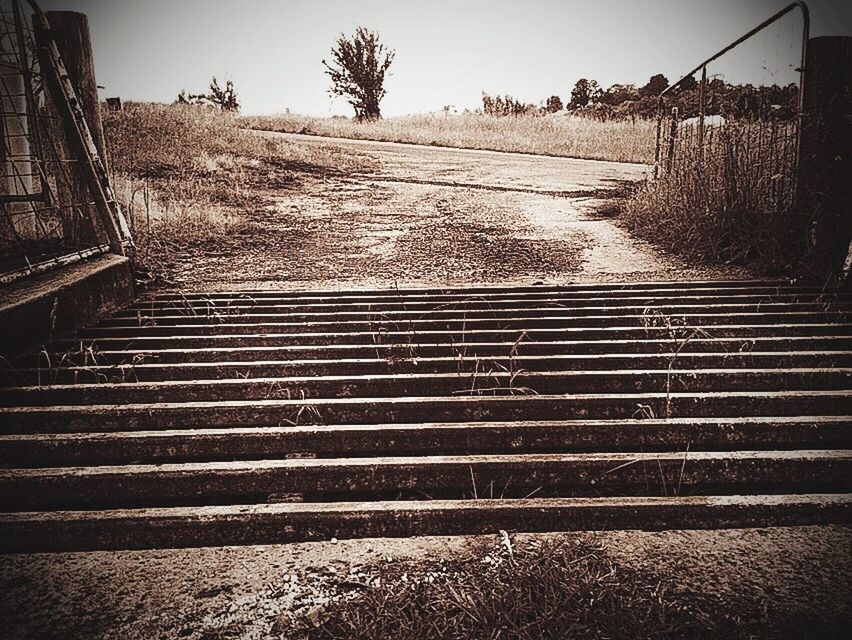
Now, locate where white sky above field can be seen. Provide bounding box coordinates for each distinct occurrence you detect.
[37,0,852,116]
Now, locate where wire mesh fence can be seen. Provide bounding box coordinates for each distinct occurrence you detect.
[0,0,129,285]
[652,2,808,225]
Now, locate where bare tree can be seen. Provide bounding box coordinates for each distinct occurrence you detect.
[323,27,394,121]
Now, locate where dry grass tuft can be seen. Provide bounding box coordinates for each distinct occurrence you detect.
[304,537,710,640]
[622,120,799,272]
[106,103,377,188]
[243,112,656,164]
[103,102,377,285]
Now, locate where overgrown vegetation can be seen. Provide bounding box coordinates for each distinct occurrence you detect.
[103,102,376,284]
[622,119,800,272]
[564,74,797,122]
[244,112,656,164]
[303,537,713,640]
[465,74,797,122]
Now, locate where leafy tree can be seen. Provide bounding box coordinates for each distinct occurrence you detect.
[323,27,395,121]
[640,73,669,97]
[675,74,699,92]
[599,84,639,106]
[545,95,563,113]
[481,92,537,117]
[569,78,600,109]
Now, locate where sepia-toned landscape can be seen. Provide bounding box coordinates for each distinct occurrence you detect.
[1,0,850,638]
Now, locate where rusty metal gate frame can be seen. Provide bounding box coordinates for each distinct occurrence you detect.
[0,0,131,285]
[652,1,810,180]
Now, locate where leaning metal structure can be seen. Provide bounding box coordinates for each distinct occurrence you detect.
[0,0,130,285]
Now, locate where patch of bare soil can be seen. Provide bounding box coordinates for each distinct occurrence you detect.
[149,133,747,291]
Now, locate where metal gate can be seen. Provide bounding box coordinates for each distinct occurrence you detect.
[652,2,810,222]
[0,0,130,285]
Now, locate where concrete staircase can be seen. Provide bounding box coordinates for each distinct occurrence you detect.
[1,279,850,552]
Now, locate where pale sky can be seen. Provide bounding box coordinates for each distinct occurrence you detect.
[37,0,852,116]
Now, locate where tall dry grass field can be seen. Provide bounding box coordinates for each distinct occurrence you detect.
[103,102,376,282]
[244,113,656,164]
[622,119,800,271]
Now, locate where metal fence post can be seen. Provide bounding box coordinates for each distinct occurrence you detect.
[697,66,707,166]
[32,9,125,255]
[665,107,679,174]
[45,11,110,177]
[653,96,664,179]
[796,35,852,276]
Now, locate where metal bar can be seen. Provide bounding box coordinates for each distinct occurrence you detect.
[0,243,109,284]
[0,191,45,203]
[11,0,48,201]
[0,238,132,285]
[793,2,810,209]
[660,2,809,98]
[665,107,679,174]
[653,95,664,179]
[697,66,707,167]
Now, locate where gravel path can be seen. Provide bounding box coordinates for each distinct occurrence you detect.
[163,133,746,290]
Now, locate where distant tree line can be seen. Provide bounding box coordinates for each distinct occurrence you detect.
[170,37,797,125]
[481,73,799,121]
[569,74,799,121]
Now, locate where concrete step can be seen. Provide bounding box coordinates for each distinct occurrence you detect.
[135,280,830,303]
[28,336,852,367]
[2,494,848,553]
[7,351,850,385]
[2,391,850,433]
[124,298,850,319]
[111,301,851,324]
[1,450,850,511]
[1,280,850,552]
[76,312,849,337]
[3,368,850,405]
[52,324,852,350]
[1,417,847,467]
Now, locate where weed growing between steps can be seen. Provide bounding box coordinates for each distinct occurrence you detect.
[285,532,848,640]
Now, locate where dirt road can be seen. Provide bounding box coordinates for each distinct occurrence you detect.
[173,133,743,290]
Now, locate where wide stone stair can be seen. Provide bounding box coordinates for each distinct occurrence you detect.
[0,279,850,552]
